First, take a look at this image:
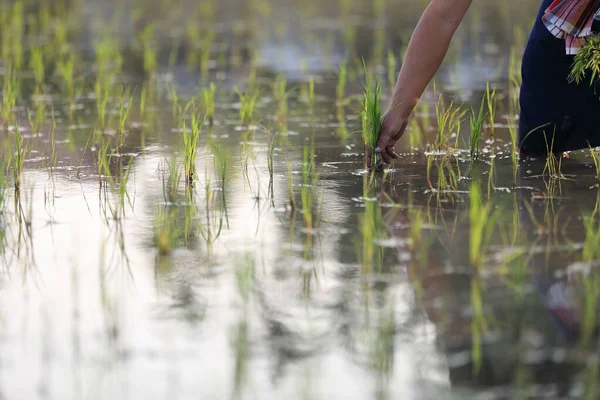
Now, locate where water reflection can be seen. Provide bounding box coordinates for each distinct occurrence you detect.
[3,0,600,399]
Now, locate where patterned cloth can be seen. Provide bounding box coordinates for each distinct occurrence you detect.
[543,0,600,54]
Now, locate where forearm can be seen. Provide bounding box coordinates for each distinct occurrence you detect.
[391,0,472,118]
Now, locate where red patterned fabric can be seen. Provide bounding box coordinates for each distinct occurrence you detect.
[543,0,600,54]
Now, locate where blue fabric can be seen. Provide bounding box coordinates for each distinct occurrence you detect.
[519,0,600,153]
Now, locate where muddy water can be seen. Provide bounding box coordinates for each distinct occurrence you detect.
[1,0,600,399]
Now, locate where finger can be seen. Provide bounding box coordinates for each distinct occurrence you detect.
[379,148,392,165]
[388,146,399,159]
[391,120,408,142]
[376,127,392,154]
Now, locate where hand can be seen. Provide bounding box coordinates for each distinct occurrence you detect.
[375,110,408,165]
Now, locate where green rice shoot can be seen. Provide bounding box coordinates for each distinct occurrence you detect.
[362,69,384,170]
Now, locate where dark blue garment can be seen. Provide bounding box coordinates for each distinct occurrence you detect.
[519,0,600,154]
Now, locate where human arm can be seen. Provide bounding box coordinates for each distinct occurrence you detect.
[375,0,473,164]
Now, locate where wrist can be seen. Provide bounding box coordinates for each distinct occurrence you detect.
[389,94,416,120]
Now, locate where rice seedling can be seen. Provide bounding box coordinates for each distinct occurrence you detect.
[237,88,260,127]
[198,168,224,249]
[542,130,563,180]
[308,76,315,114]
[487,153,496,197]
[2,67,17,126]
[387,50,397,90]
[508,121,520,186]
[141,24,158,80]
[336,106,350,142]
[29,46,45,91]
[485,83,497,140]
[202,82,216,126]
[267,129,279,201]
[0,161,6,212]
[272,75,290,129]
[96,139,111,189]
[362,71,384,170]
[169,85,184,125]
[569,34,600,85]
[11,124,28,192]
[408,100,430,149]
[336,59,347,104]
[56,53,76,98]
[117,87,134,138]
[508,45,522,91]
[469,97,486,161]
[429,155,460,198]
[2,2,24,70]
[95,34,123,79]
[433,87,466,151]
[115,157,135,215]
[95,80,110,131]
[45,107,57,174]
[27,100,46,135]
[199,32,215,78]
[183,109,205,184]
[140,85,147,118]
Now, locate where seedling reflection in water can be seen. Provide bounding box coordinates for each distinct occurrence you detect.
[300,143,320,231]
[162,158,182,204]
[154,206,180,256]
[359,172,387,273]
[267,129,279,202]
[469,182,502,270]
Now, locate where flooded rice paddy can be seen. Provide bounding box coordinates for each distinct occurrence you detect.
[1,0,600,399]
